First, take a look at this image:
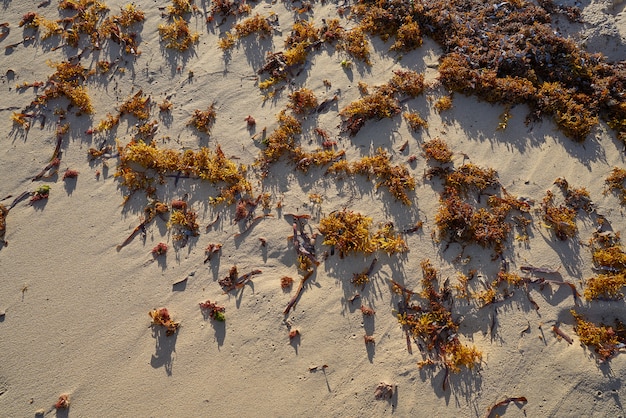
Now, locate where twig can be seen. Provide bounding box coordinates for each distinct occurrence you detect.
[520,264,561,276]
[7,191,31,210]
[205,213,220,231]
[283,269,314,315]
[552,324,573,344]
[116,219,149,251]
[486,397,528,418]
[234,214,273,238]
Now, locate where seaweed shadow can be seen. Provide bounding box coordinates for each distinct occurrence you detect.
[150,327,178,376]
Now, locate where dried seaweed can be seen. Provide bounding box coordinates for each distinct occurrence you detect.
[340,70,423,136]
[403,111,428,131]
[604,167,626,205]
[149,307,179,336]
[585,231,626,300]
[158,16,199,51]
[115,141,250,204]
[571,310,625,362]
[422,138,453,163]
[319,209,375,258]
[287,88,318,114]
[396,260,482,379]
[327,148,416,205]
[188,104,217,134]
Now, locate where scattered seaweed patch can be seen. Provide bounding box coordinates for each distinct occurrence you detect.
[395,260,482,384]
[572,310,625,362]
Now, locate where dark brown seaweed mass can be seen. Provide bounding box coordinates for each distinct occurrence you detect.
[353,0,626,142]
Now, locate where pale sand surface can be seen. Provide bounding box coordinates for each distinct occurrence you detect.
[1,1,626,417]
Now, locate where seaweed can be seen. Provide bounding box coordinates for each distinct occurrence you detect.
[219,266,262,292]
[319,209,375,257]
[372,223,408,255]
[571,310,624,362]
[280,276,294,289]
[431,164,527,254]
[158,16,199,51]
[351,1,422,54]
[119,90,151,120]
[207,0,251,23]
[584,273,626,301]
[293,147,345,173]
[340,70,424,135]
[54,394,70,409]
[584,231,626,300]
[288,88,318,114]
[360,305,376,316]
[396,260,482,379]
[151,242,168,257]
[352,257,377,289]
[403,111,428,131]
[199,300,225,321]
[29,61,95,114]
[31,185,51,202]
[327,148,416,205]
[188,104,217,134]
[540,190,578,240]
[0,204,7,241]
[234,14,272,38]
[96,113,120,132]
[421,138,453,163]
[285,18,316,45]
[159,98,173,113]
[115,141,250,204]
[337,26,371,65]
[387,70,425,98]
[149,307,179,336]
[255,110,302,167]
[62,169,79,180]
[604,167,626,205]
[434,96,453,113]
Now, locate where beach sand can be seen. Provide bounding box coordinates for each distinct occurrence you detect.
[1,1,626,416]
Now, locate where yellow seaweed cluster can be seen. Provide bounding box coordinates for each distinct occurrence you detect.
[287,88,318,114]
[115,140,251,204]
[149,307,180,336]
[256,110,302,164]
[327,148,416,205]
[540,190,578,241]
[159,1,199,51]
[571,310,624,362]
[318,210,407,258]
[584,231,626,301]
[168,206,199,242]
[319,210,375,257]
[351,1,423,55]
[33,61,95,114]
[403,111,428,131]
[430,162,529,254]
[218,13,272,51]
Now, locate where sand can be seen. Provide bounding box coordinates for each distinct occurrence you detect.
[1,1,626,417]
